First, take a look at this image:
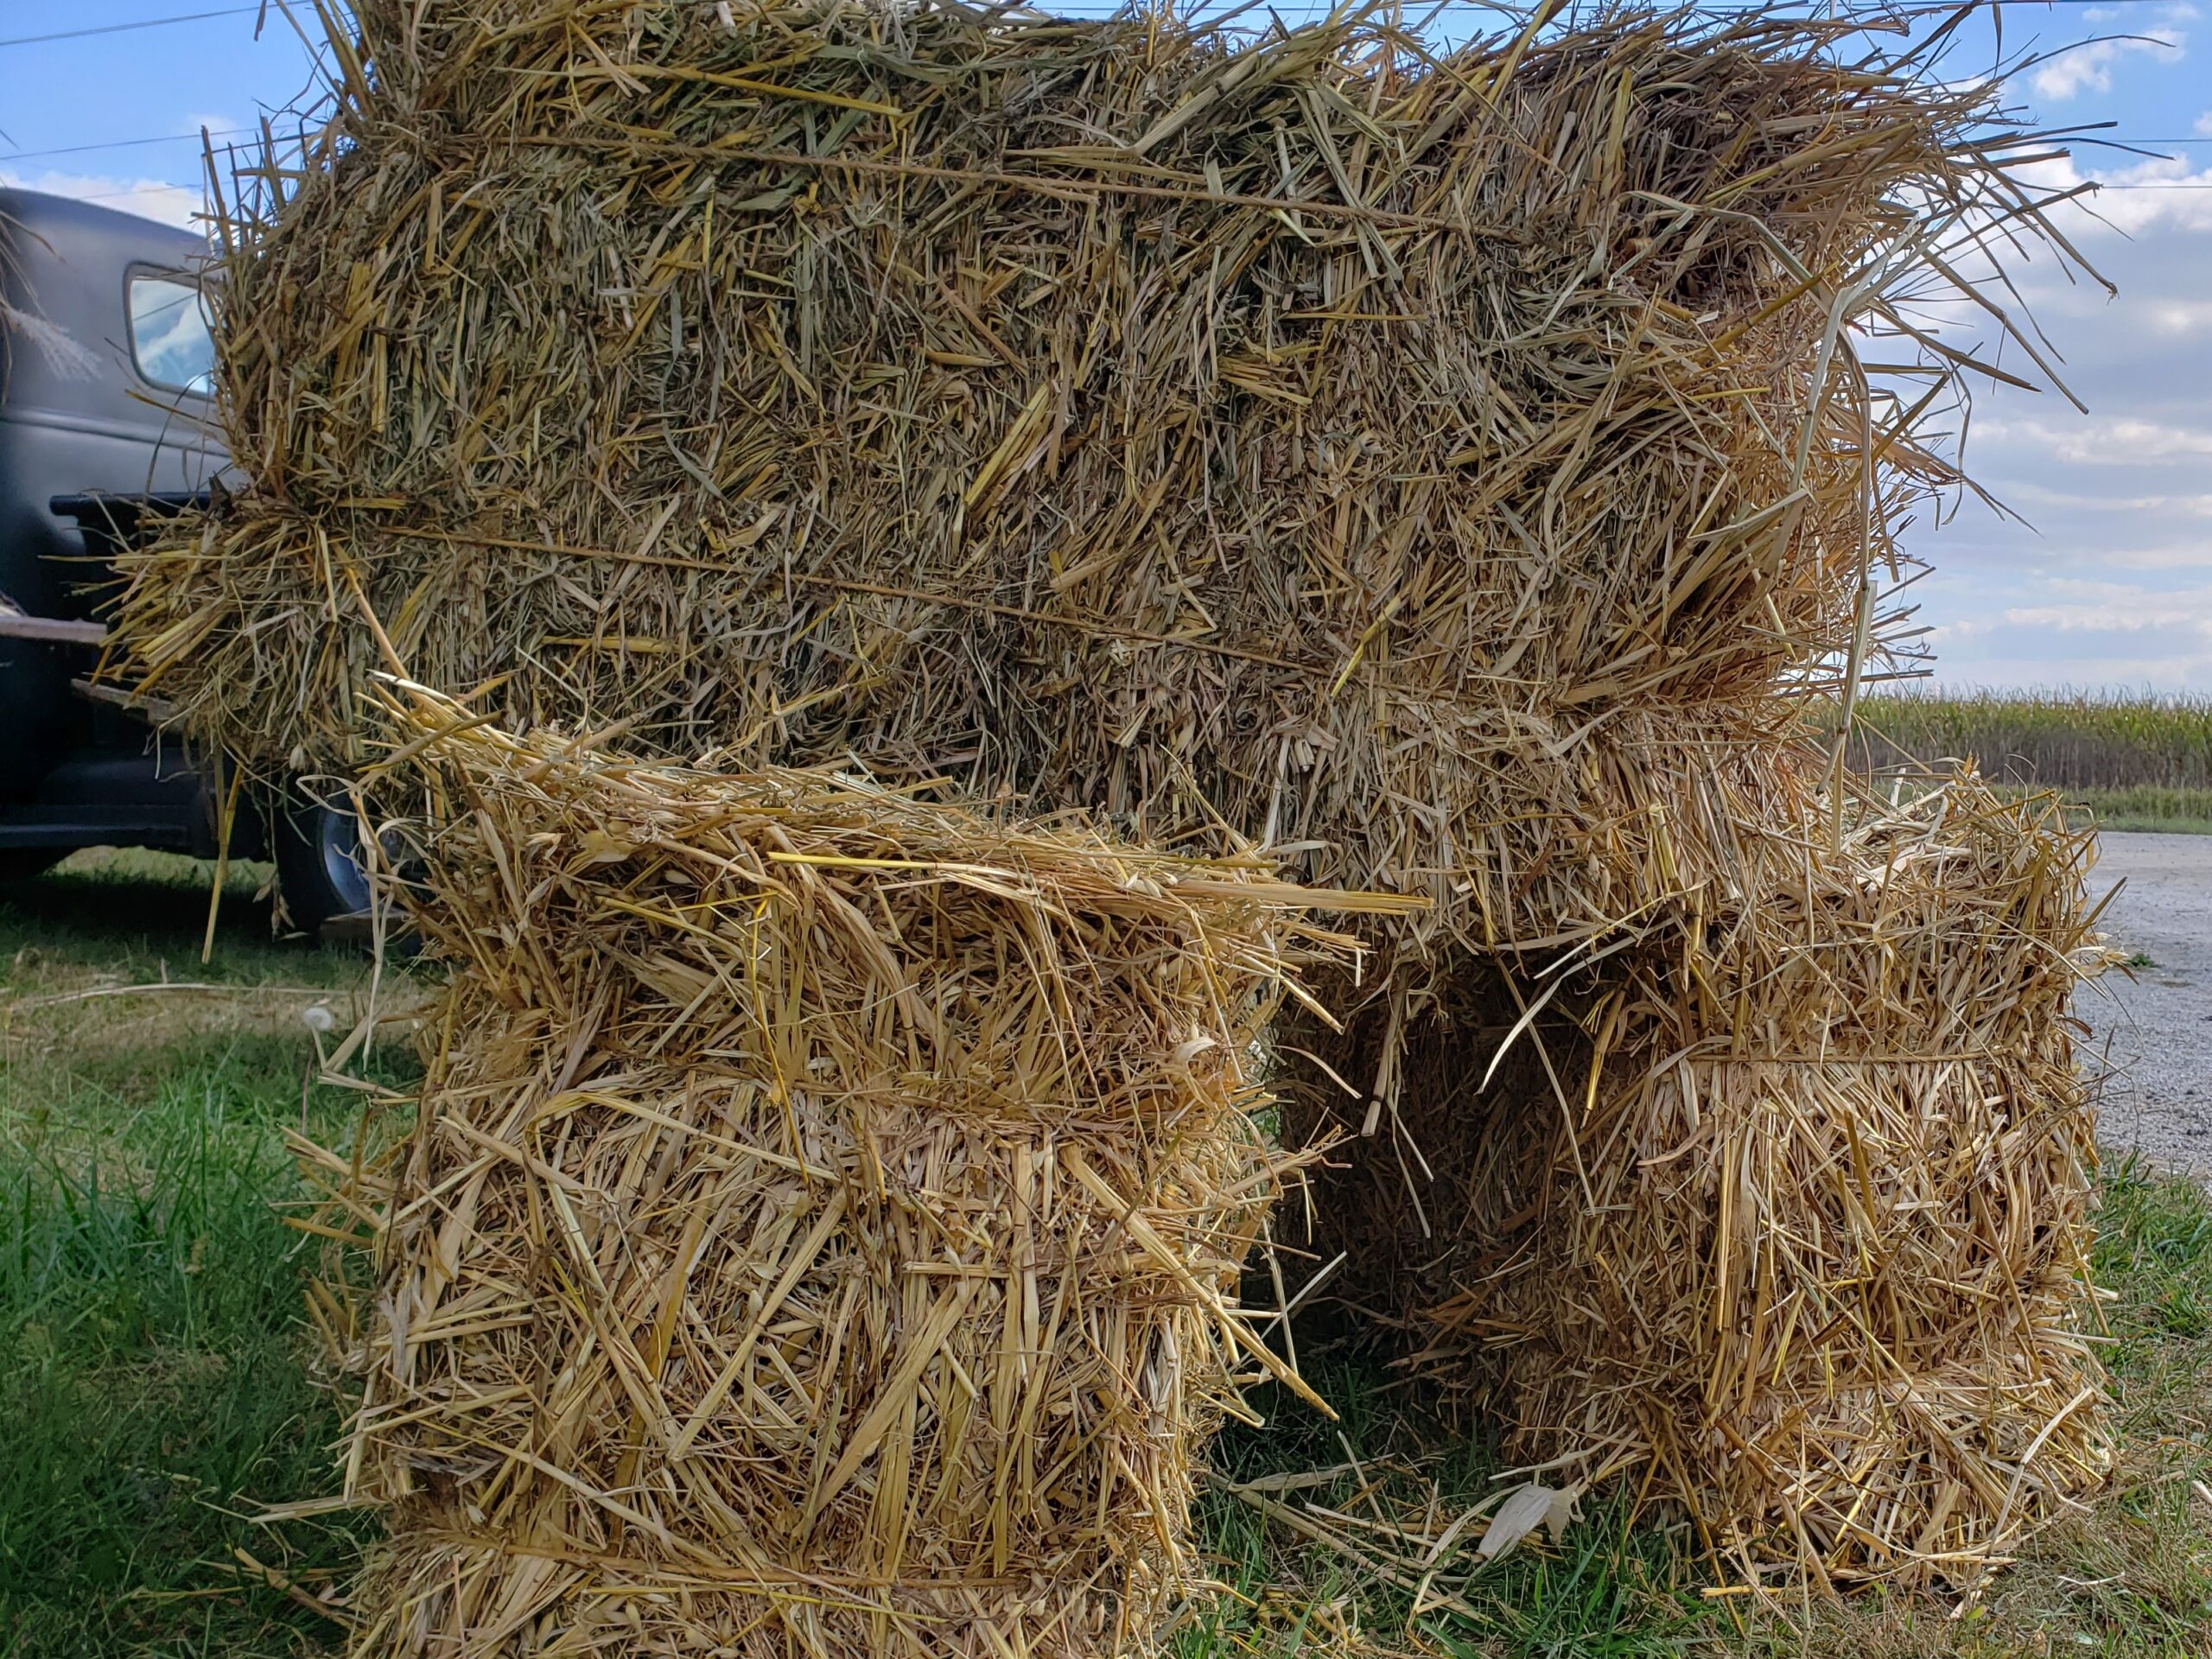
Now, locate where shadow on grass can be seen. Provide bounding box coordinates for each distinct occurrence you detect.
[1181,1354,1704,1659]
[0,849,300,976]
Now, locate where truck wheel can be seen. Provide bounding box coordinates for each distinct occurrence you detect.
[273,798,376,940]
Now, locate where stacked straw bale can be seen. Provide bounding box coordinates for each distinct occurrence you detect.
[111,0,2117,1593]
[1398,779,2114,1585]
[107,0,2081,972]
[310,683,1402,1657]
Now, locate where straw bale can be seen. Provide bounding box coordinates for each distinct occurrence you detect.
[1406,779,2113,1584]
[100,0,2120,1591]
[106,0,2082,967]
[1269,728,1829,1312]
[311,683,1403,1657]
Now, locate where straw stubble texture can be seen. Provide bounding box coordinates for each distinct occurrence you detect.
[310,685,1402,1657]
[108,0,2079,976]
[1399,781,2114,1585]
[117,0,2119,1597]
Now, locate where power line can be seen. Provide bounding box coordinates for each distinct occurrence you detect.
[0,130,256,163]
[0,0,2188,15]
[3,0,2176,3]
[4,183,199,207]
[0,8,262,49]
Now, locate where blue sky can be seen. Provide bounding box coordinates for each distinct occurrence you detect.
[4,1,2211,693]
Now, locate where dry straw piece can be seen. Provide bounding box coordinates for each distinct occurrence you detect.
[108,0,2091,973]
[306,683,1409,1657]
[1396,777,2115,1586]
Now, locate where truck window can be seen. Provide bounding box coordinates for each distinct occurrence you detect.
[126,273,214,397]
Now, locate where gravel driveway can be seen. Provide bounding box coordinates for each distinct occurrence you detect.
[2082,831,2212,1175]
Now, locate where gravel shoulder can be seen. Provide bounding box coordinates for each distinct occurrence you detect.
[2082,831,2212,1176]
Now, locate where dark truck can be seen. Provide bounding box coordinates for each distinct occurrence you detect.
[0,186,367,934]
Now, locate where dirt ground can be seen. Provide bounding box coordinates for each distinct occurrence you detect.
[2084,831,2212,1177]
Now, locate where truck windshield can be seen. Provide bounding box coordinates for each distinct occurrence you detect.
[127,274,214,397]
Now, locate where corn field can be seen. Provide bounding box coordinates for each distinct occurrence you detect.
[1845,691,2212,792]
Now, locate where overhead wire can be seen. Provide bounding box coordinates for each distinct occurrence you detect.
[0,9,264,49]
[2,130,257,163]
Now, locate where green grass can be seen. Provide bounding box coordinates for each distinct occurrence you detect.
[1164,1162,2212,1658]
[3,853,2209,1656]
[2060,787,2212,837]
[1841,692,2212,833]
[0,850,400,1657]
[1177,1365,1707,1657]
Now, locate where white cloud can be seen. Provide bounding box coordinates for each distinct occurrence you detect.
[1904,205,2212,689]
[2000,594,2212,635]
[2010,151,2212,237]
[1977,416,2212,465]
[2098,544,2212,569]
[2146,298,2212,334]
[1928,649,2212,690]
[0,168,203,231]
[1922,576,2212,688]
[2054,417,2212,463]
[2030,29,2186,101]
[1962,579,2212,647]
[2197,110,2212,137]
[2005,481,2212,519]
[2074,0,2196,17]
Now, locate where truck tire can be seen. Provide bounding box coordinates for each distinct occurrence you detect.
[272,797,376,940]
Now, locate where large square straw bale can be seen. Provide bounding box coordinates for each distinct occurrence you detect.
[312,685,1403,1657]
[109,0,2090,972]
[1412,782,2113,1583]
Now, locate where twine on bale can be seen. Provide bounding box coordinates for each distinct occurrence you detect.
[301,681,1416,1658]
